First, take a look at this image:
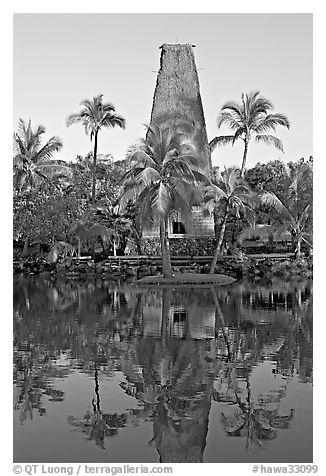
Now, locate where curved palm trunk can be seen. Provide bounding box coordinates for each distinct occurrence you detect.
[159,218,172,278]
[240,138,249,176]
[210,287,232,360]
[161,288,172,349]
[294,236,302,259]
[135,233,143,255]
[23,237,29,257]
[213,207,219,240]
[209,207,229,274]
[93,363,101,413]
[92,131,98,205]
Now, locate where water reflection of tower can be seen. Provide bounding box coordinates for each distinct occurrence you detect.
[120,288,217,462]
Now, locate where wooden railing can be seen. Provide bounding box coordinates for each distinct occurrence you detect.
[97,253,295,267]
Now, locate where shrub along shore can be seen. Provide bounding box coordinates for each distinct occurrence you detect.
[13,253,312,282]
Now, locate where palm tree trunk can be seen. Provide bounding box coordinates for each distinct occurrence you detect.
[240,138,249,176]
[92,131,98,205]
[159,218,172,278]
[209,207,229,274]
[161,288,172,348]
[134,229,143,254]
[213,207,219,240]
[211,287,232,360]
[93,363,101,413]
[23,237,29,257]
[294,236,302,259]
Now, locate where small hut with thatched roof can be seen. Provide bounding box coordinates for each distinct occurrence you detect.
[142,44,215,254]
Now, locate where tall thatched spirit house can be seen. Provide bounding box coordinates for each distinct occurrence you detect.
[142,44,215,255]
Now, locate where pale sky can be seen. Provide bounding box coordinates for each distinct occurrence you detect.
[13,13,312,169]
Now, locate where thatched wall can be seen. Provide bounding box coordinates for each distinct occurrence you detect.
[149,43,211,170]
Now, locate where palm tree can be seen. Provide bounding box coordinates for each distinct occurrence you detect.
[94,204,134,256]
[238,165,312,259]
[204,167,256,274]
[66,94,126,204]
[209,91,290,175]
[13,119,70,191]
[120,123,207,278]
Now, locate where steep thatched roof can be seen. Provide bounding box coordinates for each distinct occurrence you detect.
[149,44,211,171]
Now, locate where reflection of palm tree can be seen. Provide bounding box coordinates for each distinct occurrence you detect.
[210,287,295,450]
[211,286,232,360]
[67,360,128,449]
[118,287,216,462]
[14,279,313,460]
[121,337,214,462]
[220,373,294,450]
[13,345,65,424]
[276,290,313,382]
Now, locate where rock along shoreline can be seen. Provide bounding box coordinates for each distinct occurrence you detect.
[137,273,236,286]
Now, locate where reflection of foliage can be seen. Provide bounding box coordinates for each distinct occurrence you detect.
[13,343,68,424]
[68,412,128,449]
[67,365,128,449]
[13,277,312,460]
[219,371,294,450]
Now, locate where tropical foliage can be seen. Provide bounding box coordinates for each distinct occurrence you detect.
[13,92,311,268]
[66,95,125,204]
[13,119,71,191]
[204,167,256,273]
[14,280,312,455]
[120,123,208,277]
[13,185,84,246]
[238,163,313,258]
[210,91,290,174]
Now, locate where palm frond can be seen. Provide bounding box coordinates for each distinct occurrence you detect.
[66,113,86,128]
[101,113,126,129]
[126,149,157,170]
[260,192,293,221]
[153,182,172,217]
[217,111,243,130]
[204,183,227,202]
[255,134,284,152]
[33,136,63,163]
[137,184,161,228]
[226,166,241,191]
[221,100,243,118]
[254,113,290,133]
[209,135,237,152]
[131,167,161,187]
[237,224,275,243]
[119,180,148,210]
[36,163,73,179]
[302,233,313,247]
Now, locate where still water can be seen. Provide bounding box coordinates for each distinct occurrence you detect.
[13,277,312,463]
